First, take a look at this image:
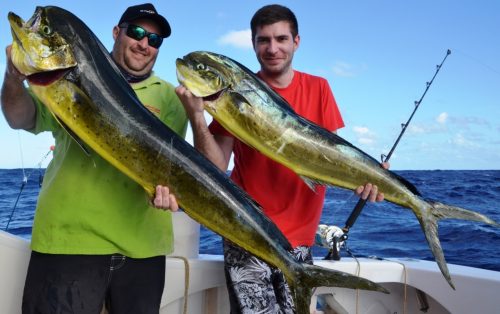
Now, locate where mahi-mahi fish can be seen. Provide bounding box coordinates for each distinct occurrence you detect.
[8,6,388,313]
[175,50,500,289]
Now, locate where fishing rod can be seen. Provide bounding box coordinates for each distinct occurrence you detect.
[322,49,452,260]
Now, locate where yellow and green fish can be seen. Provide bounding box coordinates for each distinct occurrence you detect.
[176,50,500,289]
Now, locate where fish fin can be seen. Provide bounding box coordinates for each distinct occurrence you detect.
[425,199,499,227]
[299,176,325,193]
[52,114,91,156]
[228,56,302,116]
[290,264,389,314]
[227,90,252,110]
[393,173,421,196]
[417,199,500,289]
[417,210,453,289]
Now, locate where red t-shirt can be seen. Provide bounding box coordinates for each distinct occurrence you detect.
[209,70,344,247]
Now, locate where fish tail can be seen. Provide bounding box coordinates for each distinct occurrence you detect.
[427,199,499,226]
[418,199,499,289]
[290,264,389,314]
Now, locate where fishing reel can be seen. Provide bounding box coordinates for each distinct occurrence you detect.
[315,224,348,260]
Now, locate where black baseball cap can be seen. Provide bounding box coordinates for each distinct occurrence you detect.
[118,3,171,38]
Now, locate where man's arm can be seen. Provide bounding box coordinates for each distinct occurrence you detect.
[175,85,233,171]
[1,45,36,130]
[154,85,234,211]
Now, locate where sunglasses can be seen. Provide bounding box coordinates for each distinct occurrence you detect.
[120,24,163,49]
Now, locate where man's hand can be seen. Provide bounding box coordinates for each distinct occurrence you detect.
[153,185,179,211]
[175,85,205,120]
[354,162,390,202]
[5,45,26,83]
[355,183,383,202]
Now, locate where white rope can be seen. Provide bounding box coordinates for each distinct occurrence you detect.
[351,254,361,314]
[365,256,409,314]
[346,250,409,314]
[169,256,190,314]
[389,259,408,314]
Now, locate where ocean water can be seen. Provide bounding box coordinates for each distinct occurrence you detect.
[1,169,499,271]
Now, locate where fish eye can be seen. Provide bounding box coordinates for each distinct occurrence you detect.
[196,63,206,71]
[40,25,52,36]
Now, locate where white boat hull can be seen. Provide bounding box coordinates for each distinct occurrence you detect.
[1,212,499,314]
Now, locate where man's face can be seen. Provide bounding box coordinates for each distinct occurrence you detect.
[253,21,299,76]
[111,18,161,76]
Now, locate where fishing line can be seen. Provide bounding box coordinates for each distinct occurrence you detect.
[4,131,30,231]
[453,48,500,77]
[3,146,54,231]
[17,131,27,183]
[329,188,358,219]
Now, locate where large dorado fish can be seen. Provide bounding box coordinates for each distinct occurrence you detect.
[8,6,388,313]
[176,50,500,289]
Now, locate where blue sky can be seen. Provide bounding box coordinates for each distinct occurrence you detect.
[0,0,499,170]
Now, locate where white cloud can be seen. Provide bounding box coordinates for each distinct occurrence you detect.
[436,112,448,124]
[451,133,479,149]
[404,112,490,138]
[358,137,375,145]
[332,61,354,77]
[353,126,370,135]
[406,121,447,135]
[217,29,252,49]
[353,126,376,146]
[449,116,490,129]
[332,61,367,78]
[408,125,426,134]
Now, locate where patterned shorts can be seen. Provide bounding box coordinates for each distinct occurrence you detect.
[223,239,313,314]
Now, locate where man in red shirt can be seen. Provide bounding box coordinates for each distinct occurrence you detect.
[176,4,386,313]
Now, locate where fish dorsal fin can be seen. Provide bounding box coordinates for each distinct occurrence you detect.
[52,113,91,156]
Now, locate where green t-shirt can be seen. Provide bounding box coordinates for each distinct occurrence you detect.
[30,73,188,258]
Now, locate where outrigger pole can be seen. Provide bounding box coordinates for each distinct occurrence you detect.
[327,49,452,260]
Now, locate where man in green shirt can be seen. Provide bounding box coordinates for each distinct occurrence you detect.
[1,3,185,313]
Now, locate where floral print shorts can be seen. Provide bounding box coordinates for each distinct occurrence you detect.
[223,239,313,314]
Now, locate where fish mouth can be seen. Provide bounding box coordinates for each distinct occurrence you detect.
[27,68,73,86]
[202,87,227,102]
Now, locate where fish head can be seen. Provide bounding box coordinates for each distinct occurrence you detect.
[8,6,77,85]
[176,51,237,101]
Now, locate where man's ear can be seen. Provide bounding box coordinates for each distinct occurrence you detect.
[293,34,300,51]
[112,25,120,41]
